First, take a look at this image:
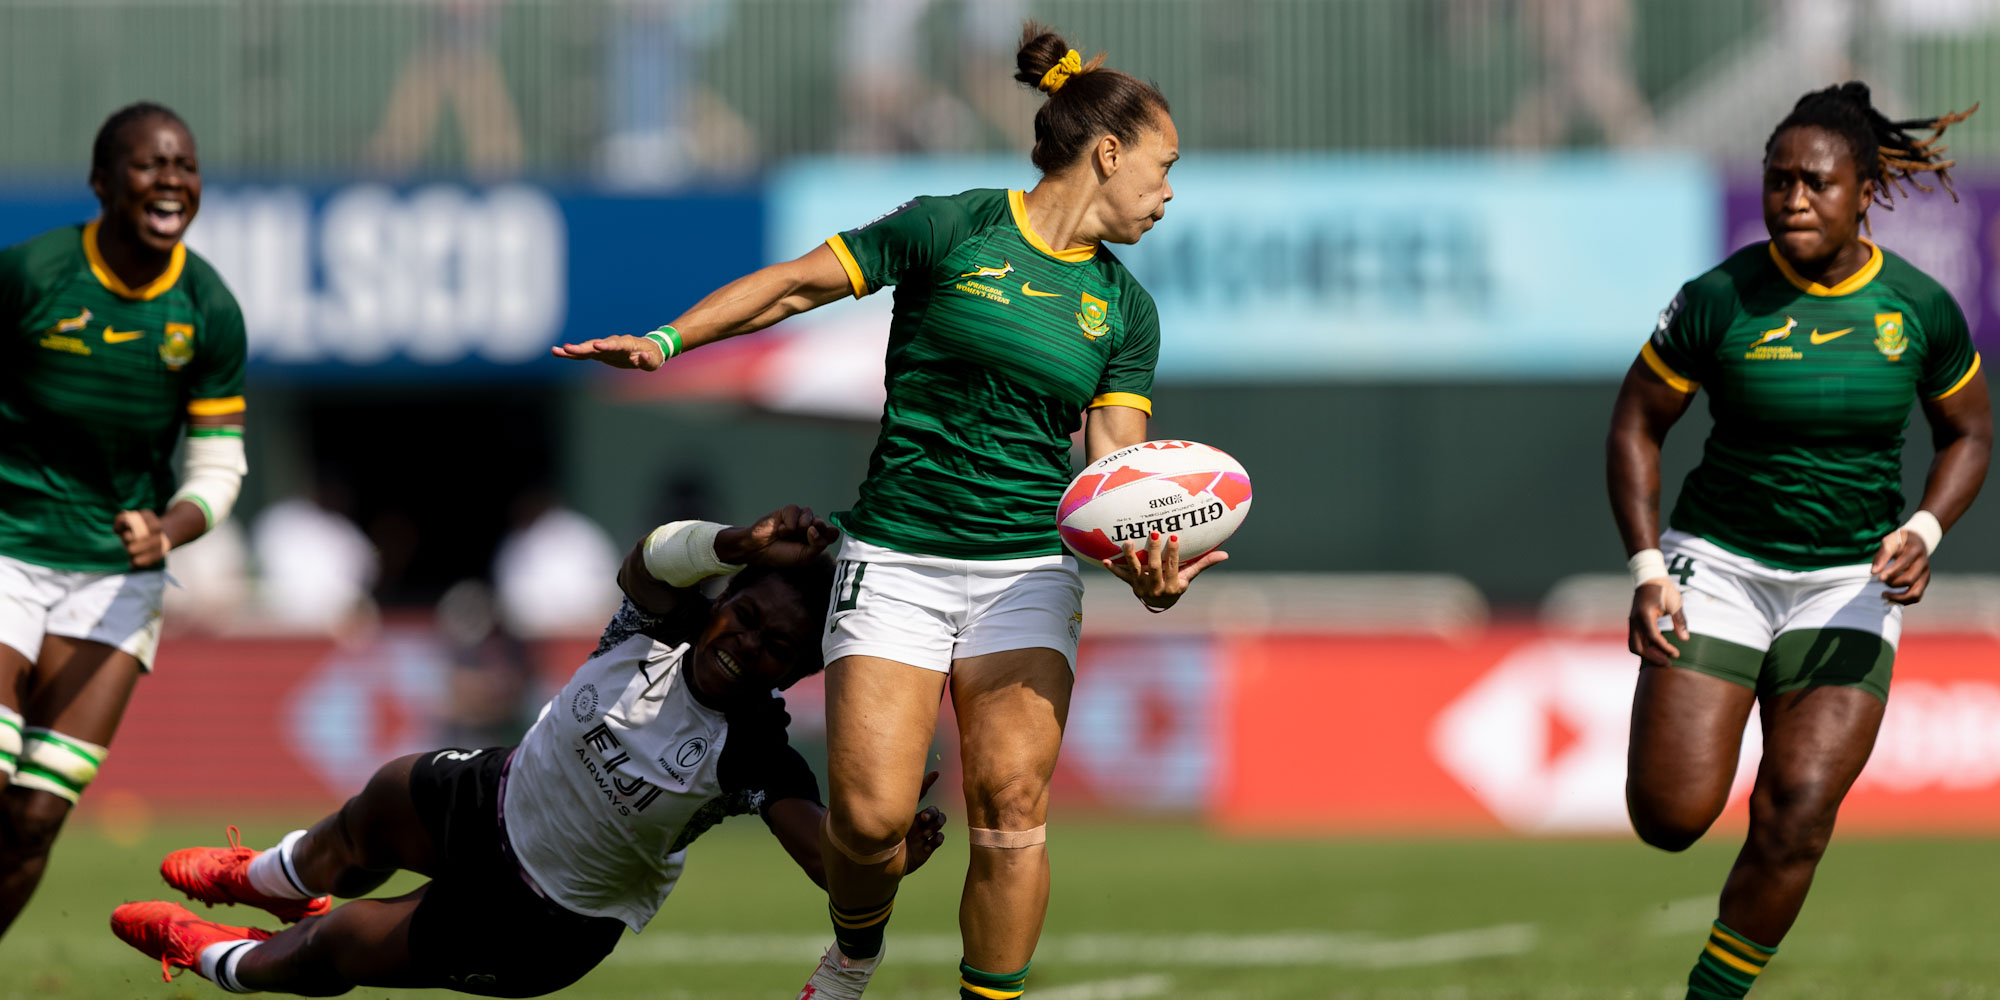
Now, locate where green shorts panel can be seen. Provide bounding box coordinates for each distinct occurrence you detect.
[1666,633,1765,690]
[1763,628,1894,703]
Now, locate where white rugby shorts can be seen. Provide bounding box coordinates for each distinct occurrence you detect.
[1658,529,1902,651]
[0,553,166,670]
[821,535,1085,673]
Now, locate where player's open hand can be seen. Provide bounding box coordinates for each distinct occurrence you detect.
[1102,531,1227,611]
[903,770,946,875]
[715,505,838,568]
[1872,529,1932,605]
[1628,578,1687,666]
[549,335,666,371]
[112,510,170,569]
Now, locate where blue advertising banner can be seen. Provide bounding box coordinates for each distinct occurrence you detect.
[768,155,1720,381]
[0,185,762,378]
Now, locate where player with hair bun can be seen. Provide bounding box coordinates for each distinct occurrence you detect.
[1607,82,1990,1000]
[0,101,249,941]
[556,21,1213,1000]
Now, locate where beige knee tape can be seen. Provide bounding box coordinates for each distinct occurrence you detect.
[968,825,1047,849]
[822,812,906,866]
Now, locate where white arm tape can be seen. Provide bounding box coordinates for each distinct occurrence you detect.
[642,520,745,588]
[1628,548,1669,587]
[169,432,247,530]
[1902,509,1944,556]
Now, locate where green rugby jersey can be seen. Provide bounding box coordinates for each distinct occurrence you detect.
[825,188,1161,559]
[0,222,247,572]
[1644,239,1980,570]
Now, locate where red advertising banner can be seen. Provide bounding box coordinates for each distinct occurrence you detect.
[75,626,2000,835]
[1215,629,2000,834]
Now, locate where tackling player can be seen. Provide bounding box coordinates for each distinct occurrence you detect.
[0,102,249,940]
[108,506,950,997]
[554,22,1218,1000]
[1607,82,1990,1000]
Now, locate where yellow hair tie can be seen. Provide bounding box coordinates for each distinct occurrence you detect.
[1039,49,1083,94]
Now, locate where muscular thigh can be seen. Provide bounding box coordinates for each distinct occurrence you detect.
[21,636,142,745]
[824,655,948,820]
[951,647,1072,827]
[1628,663,1757,813]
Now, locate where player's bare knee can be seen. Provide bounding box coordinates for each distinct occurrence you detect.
[827,799,913,857]
[1626,788,1716,852]
[965,770,1049,831]
[1748,784,1841,864]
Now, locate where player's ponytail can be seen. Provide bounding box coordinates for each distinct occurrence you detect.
[1014,22,1171,174]
[1766,82,1978,218]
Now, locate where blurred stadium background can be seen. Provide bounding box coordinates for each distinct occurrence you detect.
[7,1,2000,997]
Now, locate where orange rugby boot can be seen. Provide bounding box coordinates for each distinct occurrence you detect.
[111,899,272,983]
[161,825,332,923]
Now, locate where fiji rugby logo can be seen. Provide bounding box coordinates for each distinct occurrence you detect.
[676,737,708,768]
[1076,292,1110,340]
[1874,312,1908,360]
[570,683,600,723]
[160,323,195,370]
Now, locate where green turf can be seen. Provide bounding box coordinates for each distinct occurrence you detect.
[3,818,1997,999]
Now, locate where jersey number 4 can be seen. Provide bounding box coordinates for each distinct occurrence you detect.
[1667,555,1696,585]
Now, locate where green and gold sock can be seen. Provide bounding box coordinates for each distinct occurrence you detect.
[959,960,1030,1000]
[829,898,894,960]
[1687,920,1777,999]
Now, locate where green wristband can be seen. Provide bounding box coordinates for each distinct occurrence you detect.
[645,326,683,363]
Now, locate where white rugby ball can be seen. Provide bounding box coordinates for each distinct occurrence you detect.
[1057,440,1252,563]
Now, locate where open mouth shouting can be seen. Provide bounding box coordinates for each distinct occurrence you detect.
[143,198,189,240]
[714,647,744,682]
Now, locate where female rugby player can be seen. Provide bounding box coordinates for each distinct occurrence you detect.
[0,102,249,940]
[109,506,950,997]
[1607,82,1989,1000]
[554,23,1217,1000]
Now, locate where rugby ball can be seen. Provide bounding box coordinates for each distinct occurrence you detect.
[1057,440,1252,563]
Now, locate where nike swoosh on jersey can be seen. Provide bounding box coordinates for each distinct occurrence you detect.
[103,327,145,344]
[1809,327,1855,344]
[1020,283,1062,297]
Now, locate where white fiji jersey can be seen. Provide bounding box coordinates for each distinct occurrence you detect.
[503,599,819,931]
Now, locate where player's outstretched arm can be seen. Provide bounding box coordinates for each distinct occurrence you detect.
[1876,368,1993,605]
[551,244,855,370]
[762,771,947,889]
[617,505,838,616]
[1607,356,1699,663]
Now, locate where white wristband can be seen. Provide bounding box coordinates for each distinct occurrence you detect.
[642,520,744,588]
[1900,510,1944,557]
[1628,548,1669,587]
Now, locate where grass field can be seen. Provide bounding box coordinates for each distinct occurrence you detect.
[3,818,1997,1000]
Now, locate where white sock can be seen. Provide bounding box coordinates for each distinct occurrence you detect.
[244,829,315,900]
[198,939,261,993]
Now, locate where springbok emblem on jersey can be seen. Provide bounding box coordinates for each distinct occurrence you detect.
[47,308,92,334]
[1874,312,1908,360]
[1076,292,1110,340]
[1751,317,1796,348]
[958,261,1014,280]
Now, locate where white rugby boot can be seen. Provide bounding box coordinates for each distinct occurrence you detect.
[795,941,881,999]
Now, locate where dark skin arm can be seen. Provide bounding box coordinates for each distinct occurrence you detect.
[617,505,838,615]
[763,772,947,890]
[1606,358,1698,665]
[1872,369,1992,604]
[113,411,246,568]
